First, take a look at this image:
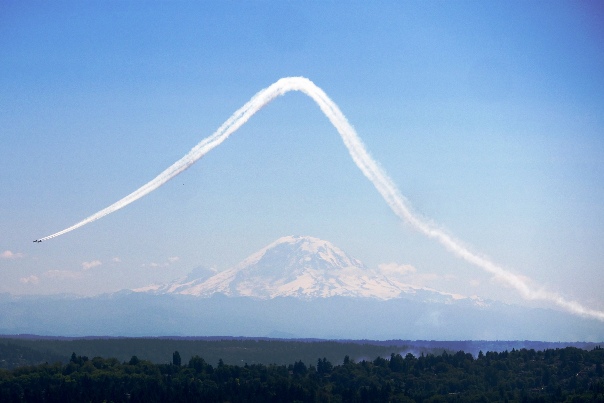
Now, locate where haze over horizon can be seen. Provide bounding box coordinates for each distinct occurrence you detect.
[1,1,603,327]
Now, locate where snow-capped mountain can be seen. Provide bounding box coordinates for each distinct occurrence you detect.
[134,235,481,304]
[133,266,217,295]
[8,236,602,340]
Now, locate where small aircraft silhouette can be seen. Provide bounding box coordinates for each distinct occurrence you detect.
[33,240,42,243]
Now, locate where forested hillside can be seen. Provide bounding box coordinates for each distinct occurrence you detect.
[1,346,602,402]
[3,337,600,371]
[0,338,434,370]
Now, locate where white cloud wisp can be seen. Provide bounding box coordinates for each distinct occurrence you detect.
[36,77,604,321]
[1,250,24,259]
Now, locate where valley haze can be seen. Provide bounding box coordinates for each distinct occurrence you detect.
[1,236,602,342]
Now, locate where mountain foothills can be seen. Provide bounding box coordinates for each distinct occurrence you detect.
[0,236,603,340]
[135,235,475,304]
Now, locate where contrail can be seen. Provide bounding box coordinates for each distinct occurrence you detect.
[37,77,604,321]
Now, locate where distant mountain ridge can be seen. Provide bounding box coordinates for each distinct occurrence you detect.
[3,235,598,340]
[134,235,482,305]
[1,291,602,341]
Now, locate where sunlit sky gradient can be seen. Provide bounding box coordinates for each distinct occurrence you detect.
[1,1,603,314]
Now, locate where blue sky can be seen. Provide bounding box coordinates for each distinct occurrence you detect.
[1,1,603,314]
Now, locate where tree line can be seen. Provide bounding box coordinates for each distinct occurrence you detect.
[0,346,602,402]
[0,337,440,370]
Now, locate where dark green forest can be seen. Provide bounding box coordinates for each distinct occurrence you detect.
[0,338,440,370]
[2,336,598,371]
[1,346,603,402]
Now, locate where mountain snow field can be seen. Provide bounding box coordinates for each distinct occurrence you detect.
[135,235,480,304]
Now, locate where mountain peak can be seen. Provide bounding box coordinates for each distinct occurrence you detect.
[134,235,480,304]
[179,235,376,299]
[233,235,366,276]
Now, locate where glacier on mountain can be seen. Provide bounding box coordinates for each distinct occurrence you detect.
[134,235,484,305]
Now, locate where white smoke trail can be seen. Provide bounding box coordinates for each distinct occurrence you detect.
[38,77,604,322]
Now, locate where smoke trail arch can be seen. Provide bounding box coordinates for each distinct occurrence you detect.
[37,77,604,321]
